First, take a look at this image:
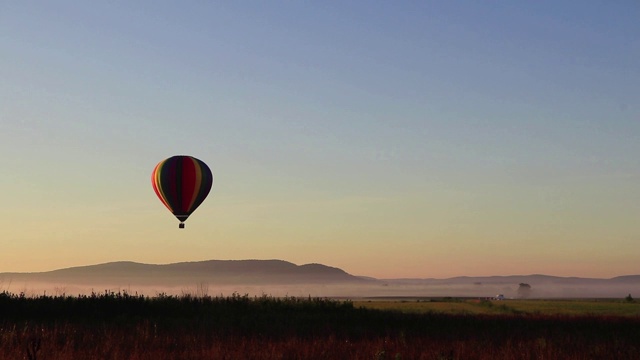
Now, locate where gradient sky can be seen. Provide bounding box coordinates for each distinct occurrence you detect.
[1,1,639,279]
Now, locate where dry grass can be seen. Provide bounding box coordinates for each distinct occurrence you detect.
[354,297,640,316]
[1,291,639,359]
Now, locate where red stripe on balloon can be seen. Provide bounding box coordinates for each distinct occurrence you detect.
[181,156,197,213]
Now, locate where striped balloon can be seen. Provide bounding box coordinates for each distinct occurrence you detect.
[151,155,214,228]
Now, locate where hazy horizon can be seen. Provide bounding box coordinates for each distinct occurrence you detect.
[3,259,639,299]
[2,2,639,279]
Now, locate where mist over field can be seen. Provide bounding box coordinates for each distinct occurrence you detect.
[2,260,638,299]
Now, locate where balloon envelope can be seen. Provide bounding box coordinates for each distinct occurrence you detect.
[151,155,213,228]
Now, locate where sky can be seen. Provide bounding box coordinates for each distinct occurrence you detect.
[1,1,639,279]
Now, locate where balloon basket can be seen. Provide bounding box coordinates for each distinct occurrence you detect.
[179,223,185,229]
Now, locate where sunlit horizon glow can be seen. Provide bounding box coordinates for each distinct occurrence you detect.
[1,1,639,279]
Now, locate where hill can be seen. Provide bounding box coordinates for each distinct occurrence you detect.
[1,260,364,287]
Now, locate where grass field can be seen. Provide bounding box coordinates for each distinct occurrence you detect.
[354,297,640,316]
[1,291,639,359]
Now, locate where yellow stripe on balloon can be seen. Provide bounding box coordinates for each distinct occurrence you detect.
[153,162,173,212]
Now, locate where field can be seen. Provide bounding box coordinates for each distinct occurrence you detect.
[1,291,639,359]
[354,297,640,316]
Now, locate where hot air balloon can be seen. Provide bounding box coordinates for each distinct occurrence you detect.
[151,155,213,228]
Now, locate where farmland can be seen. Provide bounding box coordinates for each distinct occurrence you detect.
[1,291,639,359]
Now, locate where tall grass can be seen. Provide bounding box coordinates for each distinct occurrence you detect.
[1,291,639,359]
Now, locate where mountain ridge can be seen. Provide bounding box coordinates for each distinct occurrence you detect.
[2,260,639,282]
[0,259,361,286]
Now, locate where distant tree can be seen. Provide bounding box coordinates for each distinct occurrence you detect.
[625,294,634,302]
[517,283,532,299]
